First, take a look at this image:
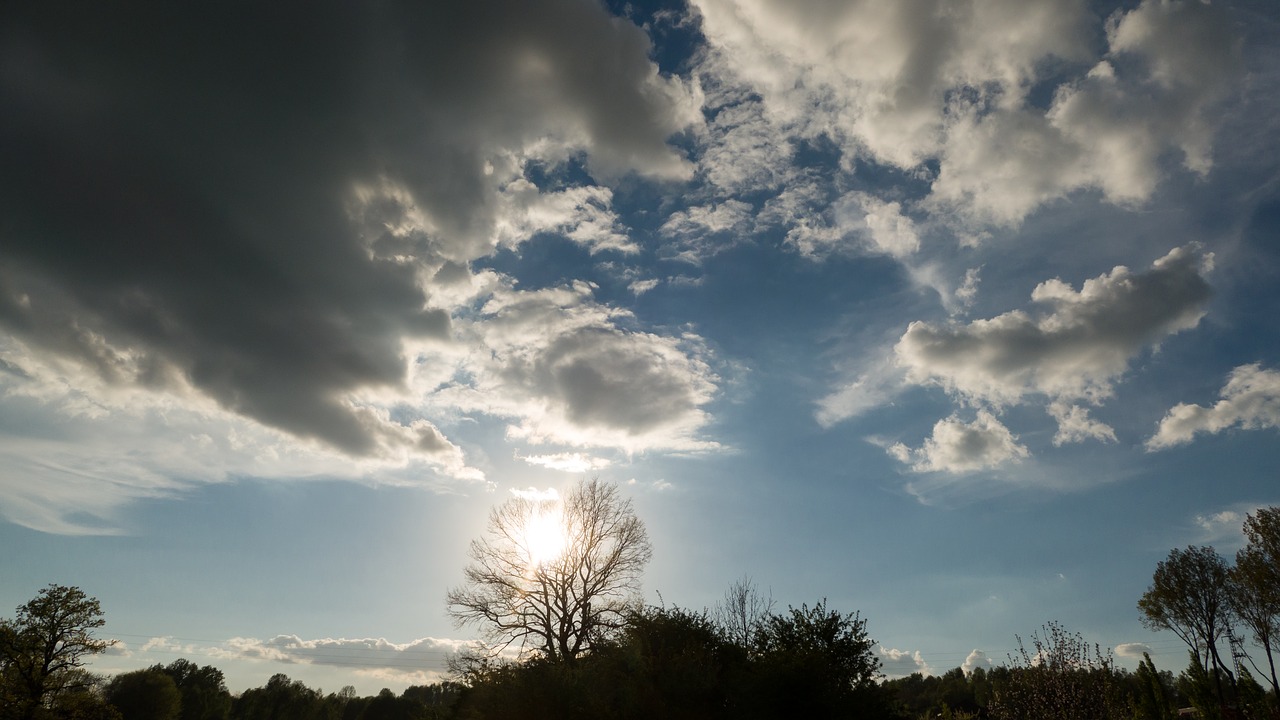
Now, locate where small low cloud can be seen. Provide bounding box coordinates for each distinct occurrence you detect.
[962,649,993,674]
[509,486,561,502]
[517,452,611,473]
[1148,364,1280,450]
[1115,643,1152,659]
[879,646,931,678]
[888,411,1029,474]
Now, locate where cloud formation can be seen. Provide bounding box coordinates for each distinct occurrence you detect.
[692,0,1239,228]
[878,646,931,677]
[889,411,1029,474]
[1148,364,1280,449]
[0,1,699,462]
[896,246,1212,407]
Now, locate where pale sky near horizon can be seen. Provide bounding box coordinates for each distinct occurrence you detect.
[2,0,1279,697]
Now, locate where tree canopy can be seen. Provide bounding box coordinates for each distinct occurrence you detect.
[0,584,114,720]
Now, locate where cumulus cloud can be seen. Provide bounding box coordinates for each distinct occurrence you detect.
[897,246,1212,407]
[1048,402,1117,446]
[962,649,994,674]
[879,646,931,677]
[1148,364,1280,449]
[0,1,715,531]
[691,0,1239,229]
[425,282,720,454]
[888,411,1029,473]
[1,1,697,456]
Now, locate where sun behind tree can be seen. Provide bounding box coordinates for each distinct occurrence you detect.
[521,501,568,571]
[447,478,652,664]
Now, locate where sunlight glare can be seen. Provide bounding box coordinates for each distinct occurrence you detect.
[524,506,568,568]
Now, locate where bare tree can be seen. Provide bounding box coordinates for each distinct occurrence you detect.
[713,576,774,651]
[447,478,652,664]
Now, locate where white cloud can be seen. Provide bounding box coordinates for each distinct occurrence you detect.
[785,192,922,260]
[0,339,484,535]
[896,246,1212,407]
[659,200,755,263]
[888,411,1028,474]
[426,282,721,454]
[1048,402,1117,446]
[517,452,611,473]
[691,0,1239,229]
[1115,642,1152,659]
[816,357,905,427]
[629,279,661,296]
[509,486,561,502]
[879,646,931,677]
[494,181,637,255]
[1148,364,1280,449]
[962,649,994,673]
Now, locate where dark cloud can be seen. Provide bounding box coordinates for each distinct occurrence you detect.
[0,1,694,457]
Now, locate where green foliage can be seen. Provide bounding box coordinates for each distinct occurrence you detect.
[1232,507,1280,695]
[750,600,891,719]
[105,669,181,720]
[1132,653,1175,720]
[1138,545,1234,704]
[0,584,114,720]
[1177,650,1224,720]
[153,659,232,720]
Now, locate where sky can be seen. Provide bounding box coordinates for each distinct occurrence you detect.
[2,0,1279,698]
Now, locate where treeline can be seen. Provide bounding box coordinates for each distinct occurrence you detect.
[4,500,1277,719]
[7,595,1278,720]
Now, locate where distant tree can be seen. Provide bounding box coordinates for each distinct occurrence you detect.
[713,576,774,653]
[447,478,652,663]
[0,584,115,720]
[153,659,231,720]
[988,621,1126,720]
[230,674,321,720]
[105,669,180,720]
[1138,546,1234,707]
[1231,507,1280,695]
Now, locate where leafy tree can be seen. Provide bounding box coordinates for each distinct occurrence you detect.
[750,600,889,719]
[105,669,181,720]
[230,673,321,720]
[447,478,652,663]
[1132,652,1175,720]
[1138,545,1235,707]
[153,660,231,720]
[1231,507,1280,695]
[0,584,114,720]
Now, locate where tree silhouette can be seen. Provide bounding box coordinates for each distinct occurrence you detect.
[0,584,114,720]
[1138,546,1234,708]
[447,478,652,663]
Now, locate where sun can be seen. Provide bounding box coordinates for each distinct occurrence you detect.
[523,506,568,569]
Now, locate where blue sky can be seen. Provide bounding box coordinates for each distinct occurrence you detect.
[2,0,1279,696]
